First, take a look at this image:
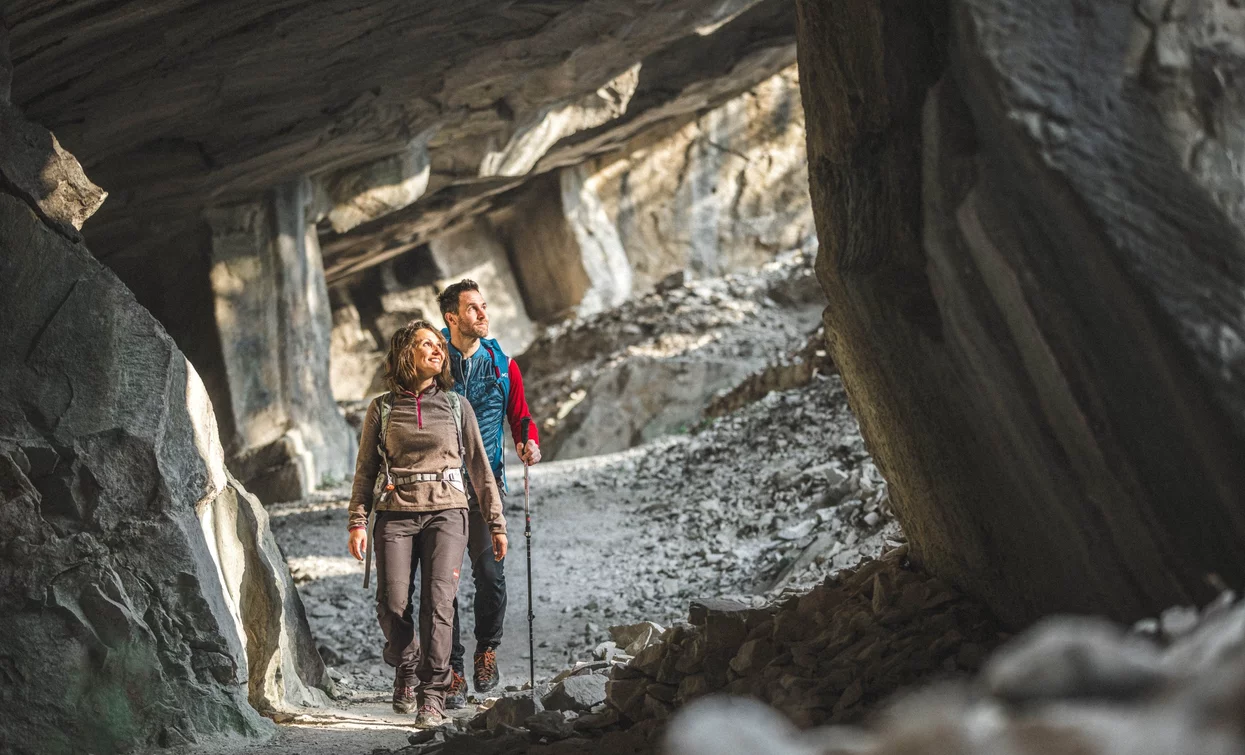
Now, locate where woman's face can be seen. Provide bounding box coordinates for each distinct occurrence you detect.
[411,329,446,380]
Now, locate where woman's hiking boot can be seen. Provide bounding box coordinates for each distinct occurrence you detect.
[446,670,468,709]
[392,683,417,714]
[473,649,500,693]
[414,703,449,729]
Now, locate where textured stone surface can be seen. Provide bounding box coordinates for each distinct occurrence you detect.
[796,0,1245,626]
[544,673,610,713]
[490,65,812,323]
[0,99,105,237]
[427,217,536,352]
[313,0,798,283]
[0,184,331,752]
[206,180,356,499]
[4,0,795,283]
[584,66,813,291]
[604,550,1001,730]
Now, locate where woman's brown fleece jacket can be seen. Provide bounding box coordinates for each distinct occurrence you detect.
[347,386,506,535]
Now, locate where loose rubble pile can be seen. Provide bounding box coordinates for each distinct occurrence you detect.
[519,249,827,460]
[596,375,901,601]
[596,548,1001,739]
[393,550,1001,755]
[666,590,1245,755]
[704,326,835,419]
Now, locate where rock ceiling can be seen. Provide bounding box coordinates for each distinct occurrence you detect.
[3,0,796,282]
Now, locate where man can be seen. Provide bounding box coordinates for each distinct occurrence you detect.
[437,279,541,707]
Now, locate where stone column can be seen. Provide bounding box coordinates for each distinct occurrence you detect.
[206,181,356,503]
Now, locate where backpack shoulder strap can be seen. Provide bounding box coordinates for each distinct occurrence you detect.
[372,392,396,507]
[378,392,395,441]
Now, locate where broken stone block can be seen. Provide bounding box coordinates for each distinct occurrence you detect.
[646,683,678,703]
[483,694,543,731]
[605,678,648,718]
[643,693,675,721]
[675,634,707,674]
[525,710,576,741]
[543,673,608,713]
[573,706,620,732]
[676,673,712,702]
[631,641,668,675]
[609,621,666,656]
[704,612,749,656]
[689,598,750,626]
[730,638,777,677]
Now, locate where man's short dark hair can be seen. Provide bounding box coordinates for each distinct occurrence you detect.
[437,279,480,319]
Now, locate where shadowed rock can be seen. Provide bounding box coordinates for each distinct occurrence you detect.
[796,0,1245,625]
[0,107,330,754]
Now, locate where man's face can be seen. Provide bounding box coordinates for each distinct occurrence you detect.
[451,289,489,339]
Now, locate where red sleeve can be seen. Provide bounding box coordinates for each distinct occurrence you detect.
[507,358,540,447]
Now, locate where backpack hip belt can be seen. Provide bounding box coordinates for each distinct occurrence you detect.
[392,468,465,493]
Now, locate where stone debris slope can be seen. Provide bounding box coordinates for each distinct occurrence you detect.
[667,590,1245,755]
[519,249,827,460]
[393,550,1002,755]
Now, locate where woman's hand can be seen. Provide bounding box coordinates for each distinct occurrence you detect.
[348,528,368,561]
[492,533,508,561]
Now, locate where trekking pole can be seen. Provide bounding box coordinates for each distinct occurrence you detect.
[521,418,536,699]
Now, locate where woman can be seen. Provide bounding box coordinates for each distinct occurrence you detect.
[347,320,507,727]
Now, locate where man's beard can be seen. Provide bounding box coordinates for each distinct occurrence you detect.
[459,319,489,339]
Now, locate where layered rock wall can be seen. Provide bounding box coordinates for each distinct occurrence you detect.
[206,181,357,502]
[0,98,331,753]
[796,0,1245,626]
[585,66,814,291]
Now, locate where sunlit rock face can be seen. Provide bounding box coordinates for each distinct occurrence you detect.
[797,0,1245,627]
[584,66,813,290]
[327,65,817,404]
[0,101,330,755]
[490,66,811,320]
[203,181,357,502]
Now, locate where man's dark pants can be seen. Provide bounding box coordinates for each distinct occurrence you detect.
[450,489,506,676]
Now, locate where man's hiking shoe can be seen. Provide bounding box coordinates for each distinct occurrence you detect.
[414,704,449,729]
[446,670,468,709]
[474,649,500,693]
[392,684,417,714]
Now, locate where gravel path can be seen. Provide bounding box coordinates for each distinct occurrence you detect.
[270,375,898,703]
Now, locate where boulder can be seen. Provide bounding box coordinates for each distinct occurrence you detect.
[0,99,105,237]
[543,673,609,713]
[0,117,330,754]
[610,621,666,656]
[524,710,577,742]
[795,0,1245,625]
[481,693,543,732]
